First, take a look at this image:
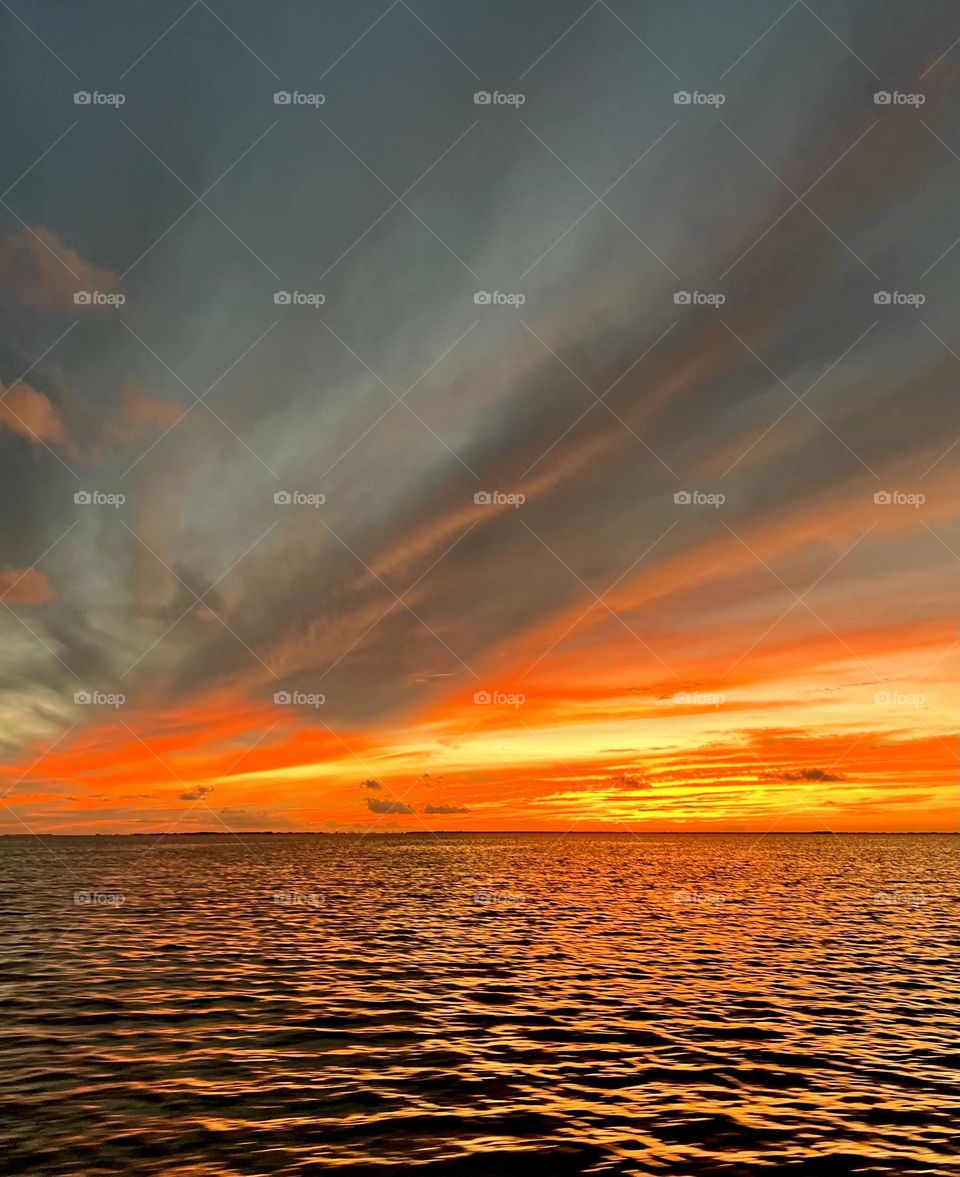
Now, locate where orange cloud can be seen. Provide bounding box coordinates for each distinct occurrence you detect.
[0,567,55,605]
[0,226,121,309]
[0,381,70,450]
[102,377,184,446]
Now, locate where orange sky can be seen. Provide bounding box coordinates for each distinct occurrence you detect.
[3,492,957,834]
[2,17,959,836]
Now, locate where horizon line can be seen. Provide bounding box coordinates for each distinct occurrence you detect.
[1,829,956,838]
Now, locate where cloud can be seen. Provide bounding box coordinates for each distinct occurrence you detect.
[763,768,845,783]
[423,803,470,814]
[361,778,381,790]
[179,785,214,801]
[101,377,183,447]
[1,374,178,463]
[609,775,650,790]
[0,226,121,310]
[0,382,70,450]
[0,568,55,606]
[217,806,278,829]
[365,796,412,814]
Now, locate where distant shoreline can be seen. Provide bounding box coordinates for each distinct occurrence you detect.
[0,830,955,838]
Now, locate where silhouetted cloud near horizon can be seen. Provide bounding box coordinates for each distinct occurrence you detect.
[423,803,470,814]
[764,769,846,783]
[179,785,214,801]
[365,796,413,815]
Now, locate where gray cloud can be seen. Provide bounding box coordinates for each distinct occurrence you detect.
[365,796,414,814]
[179,785,214,802]
[764,768,845,783]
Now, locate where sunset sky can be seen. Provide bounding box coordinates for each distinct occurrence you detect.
[1,0,957,834]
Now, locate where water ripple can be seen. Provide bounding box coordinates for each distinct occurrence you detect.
[0,833,956,1175]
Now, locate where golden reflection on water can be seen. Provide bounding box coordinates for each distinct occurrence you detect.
[1,833,957,1175]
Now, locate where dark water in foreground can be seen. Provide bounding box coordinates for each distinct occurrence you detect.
[0,833,957,1176]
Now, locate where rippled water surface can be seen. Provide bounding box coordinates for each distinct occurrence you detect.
[1,833,957,1175]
